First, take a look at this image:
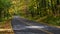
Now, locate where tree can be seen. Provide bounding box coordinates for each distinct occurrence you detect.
[0,0,11,22]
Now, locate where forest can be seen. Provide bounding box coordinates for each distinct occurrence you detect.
[0,0,60,26]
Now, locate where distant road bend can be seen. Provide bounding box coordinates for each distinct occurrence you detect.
[11,16,60,34]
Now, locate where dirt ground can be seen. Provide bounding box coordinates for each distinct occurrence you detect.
[0,20,14,34]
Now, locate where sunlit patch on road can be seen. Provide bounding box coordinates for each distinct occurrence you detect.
[25,26,47,29]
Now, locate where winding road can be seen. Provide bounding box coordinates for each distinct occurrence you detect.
[11,16,60,34]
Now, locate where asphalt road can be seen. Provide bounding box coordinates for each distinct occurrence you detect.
[11,16,60,34]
